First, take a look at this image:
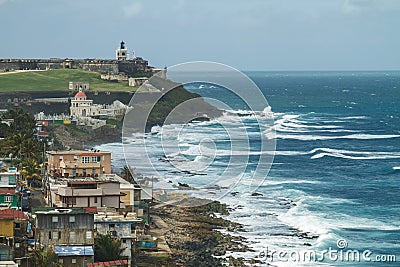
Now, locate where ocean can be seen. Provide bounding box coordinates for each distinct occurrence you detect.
[97,71,400,266]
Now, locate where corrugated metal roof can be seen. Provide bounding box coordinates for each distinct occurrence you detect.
[87,260,128,267]
[54,246,94,256]
[0,209,28,220]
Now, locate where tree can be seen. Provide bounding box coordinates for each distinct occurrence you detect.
[22,158,41,187]
[32,247,60,267]
[121,165,138,185]
[94,234,123,262]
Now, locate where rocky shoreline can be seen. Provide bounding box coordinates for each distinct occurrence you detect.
[135,200,251,267]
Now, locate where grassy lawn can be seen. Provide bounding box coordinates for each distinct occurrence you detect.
[0,69,137,92]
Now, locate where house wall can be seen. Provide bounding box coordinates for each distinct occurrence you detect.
[36,212,95,246]
[47,151,112,176]
[38,228,94,246]
[0,194,18,208]
[0,219,14,237]
[0,173,17,187]
[58,255,93,267]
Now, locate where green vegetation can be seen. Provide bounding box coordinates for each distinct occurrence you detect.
[94,234,123,262]
[32,247,61,267]
[145,77,222,131]
[0,108,43,185]
[0,69,137,92]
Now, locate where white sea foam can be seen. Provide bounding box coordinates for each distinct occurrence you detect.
[275,133,400,141]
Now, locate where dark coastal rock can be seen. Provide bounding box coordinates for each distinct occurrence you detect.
[251,192,263,196]
[149,199,249,266]
[178,182,190,187]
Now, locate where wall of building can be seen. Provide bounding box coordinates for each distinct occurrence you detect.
[0,194,18,208]
[38,228,94,246]
[0,219,14,237]
[58,255,92,267]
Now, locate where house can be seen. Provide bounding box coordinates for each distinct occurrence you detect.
[0,189,19,210]
[0,209,29,260]
[94,211,143,265]
[52,180,125,209]
[54,246,94,267]
[33,207,95,267]
[100,174,142,212]
[0,171,18,188]
[69,82,89,91]
[46,150,112,178]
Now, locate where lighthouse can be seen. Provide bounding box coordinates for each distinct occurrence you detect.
[116,41,128,61]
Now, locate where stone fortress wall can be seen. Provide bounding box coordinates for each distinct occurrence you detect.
[0,41,158,77]
[0,57,152,77]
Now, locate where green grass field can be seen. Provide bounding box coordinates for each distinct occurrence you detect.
[0,69,137,92]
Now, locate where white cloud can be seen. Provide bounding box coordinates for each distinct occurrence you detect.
[342,0,400,14]
[0,0,14,5]
[123,1,143,17]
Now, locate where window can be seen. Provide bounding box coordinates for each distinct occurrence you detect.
[91,156,97,162]
[15,223,21,229]
[122,239,126,244]
[94,197,97,203]
[53,231,59,240]
[71,259,76,264]
[48,232,52,240]
[81,156,90,163]
[4,195,13,202]
[69,216,75,223]
[52,216,58,223]
[92,169,96,174]
[70,231,76,240]
[58,231,61,239]
[86,231,92,239]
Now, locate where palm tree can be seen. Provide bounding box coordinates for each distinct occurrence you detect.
[121,165,138,185]
[22,159,41,187]
[94,234,123,262]
[32,247,60,267]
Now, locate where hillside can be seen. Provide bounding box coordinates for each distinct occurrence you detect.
[0,69,136,92]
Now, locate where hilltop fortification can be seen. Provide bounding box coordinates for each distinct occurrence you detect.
[0,41,161,77]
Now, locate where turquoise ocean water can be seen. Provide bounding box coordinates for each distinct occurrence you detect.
[99,71,400,266]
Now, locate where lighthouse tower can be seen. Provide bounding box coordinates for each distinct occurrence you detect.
[116,41,128,61]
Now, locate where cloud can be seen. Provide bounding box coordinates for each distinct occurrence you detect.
[123,1,143,17]
[342,0,400,14]
[0,0,14,5]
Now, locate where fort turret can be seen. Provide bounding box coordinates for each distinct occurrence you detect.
[116,40,128,61]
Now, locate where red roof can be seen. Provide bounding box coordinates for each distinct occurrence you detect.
[84,207,98,214]
[0,209,28,220]
[0,189,16,195]
[87,260,128,267]
[75,91,87,98]
[37,131,50,136]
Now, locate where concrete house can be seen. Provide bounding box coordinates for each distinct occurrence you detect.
[94,211,143,265]
[0,209,29,261]
[53,180,125,210]
[46,150,112,178]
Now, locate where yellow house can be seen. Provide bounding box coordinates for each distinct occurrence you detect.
[0,218,13,237]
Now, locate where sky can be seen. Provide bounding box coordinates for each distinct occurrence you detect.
[0,0,399,71]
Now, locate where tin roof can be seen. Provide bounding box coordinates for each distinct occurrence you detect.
[0,209,28,220]
[54,246,94,256]
[87,260,128,267]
